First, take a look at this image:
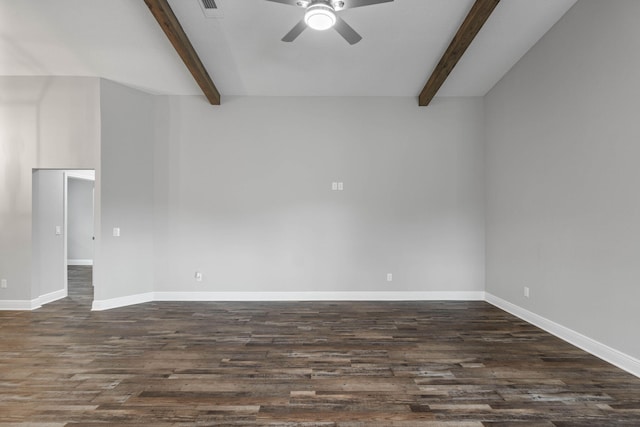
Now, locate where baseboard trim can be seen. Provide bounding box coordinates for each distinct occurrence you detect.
[33,289,67,309]
[91,291,485,310]
[153,291,486,302]
[92,292,154,311]
[5,291,484,312]
[68,259,93,266]
[0,289,68,311]
[485,293,640,379]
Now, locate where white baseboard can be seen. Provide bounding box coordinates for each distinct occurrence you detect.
[68,259,93,266]
[33,289,67,309]
[92,292,154,311]
[4,290,484,311]
[0,288,67,310]
[485,293,640,379]
[153,291,486,302]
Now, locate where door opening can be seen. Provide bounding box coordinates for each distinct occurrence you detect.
[65,170,95,307]
[31,169,95,308]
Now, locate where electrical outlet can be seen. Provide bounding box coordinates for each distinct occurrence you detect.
[524,286,530,298]
[195,271,203,282]
[337,182,344,191]
[331,182,338,191]
[112,227,121,237]
[387,273,393,282]
[1,279,7,289]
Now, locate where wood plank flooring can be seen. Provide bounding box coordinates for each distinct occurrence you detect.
[0,266,639,425]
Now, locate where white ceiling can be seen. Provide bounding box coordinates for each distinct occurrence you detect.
[0,0,577,98]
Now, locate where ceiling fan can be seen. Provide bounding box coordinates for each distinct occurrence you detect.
[265,0,394,45]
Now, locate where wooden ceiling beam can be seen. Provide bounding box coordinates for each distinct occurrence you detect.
[419,0,500,106]
[144,0,221,105]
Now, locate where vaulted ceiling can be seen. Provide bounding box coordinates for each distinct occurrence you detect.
[0,0,577,103]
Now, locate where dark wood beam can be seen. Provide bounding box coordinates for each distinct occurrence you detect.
[144,0,221,105]
[419,0,500,106]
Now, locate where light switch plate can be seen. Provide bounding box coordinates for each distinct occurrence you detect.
[113,227,121,237]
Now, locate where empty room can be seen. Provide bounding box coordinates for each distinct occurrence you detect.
[1,0,640,425]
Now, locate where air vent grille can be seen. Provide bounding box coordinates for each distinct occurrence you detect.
[201,0,217,9]
[199,0,223,18]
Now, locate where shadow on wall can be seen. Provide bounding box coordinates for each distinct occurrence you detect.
[0,76,51,217]
[1,76,99,304]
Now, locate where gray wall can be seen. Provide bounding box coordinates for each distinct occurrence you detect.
[485,0,640,359]
[95,79,156,301]
[31,170,65,298]
[0,77,100,302]
[67,177,94,263]
[154,96,485,294]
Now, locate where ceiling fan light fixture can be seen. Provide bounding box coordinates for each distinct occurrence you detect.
[304,3,336,31]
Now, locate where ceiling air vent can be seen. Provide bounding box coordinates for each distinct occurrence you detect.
[199,0,223,18]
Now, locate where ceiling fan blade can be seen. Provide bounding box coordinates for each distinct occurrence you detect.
[333,17,362,45]
[341,0,393,9]
[282,19,307,42]
[265,0,300,6]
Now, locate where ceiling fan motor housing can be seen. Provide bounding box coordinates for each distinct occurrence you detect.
[304,3,337,31]
[271,0,394,44]
[297,0,342,7]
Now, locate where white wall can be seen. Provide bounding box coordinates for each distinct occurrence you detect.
[31,169,65,299]
[0,77,100,305]
[67,177,94,263]
[95,79,157,303]
[485,0,640,360]
[154,96,485,296]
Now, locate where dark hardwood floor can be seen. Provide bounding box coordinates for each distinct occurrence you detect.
[1,266,639,426]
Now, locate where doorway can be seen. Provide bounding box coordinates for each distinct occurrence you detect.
[31,169,95,308]
[65,170,95,306]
